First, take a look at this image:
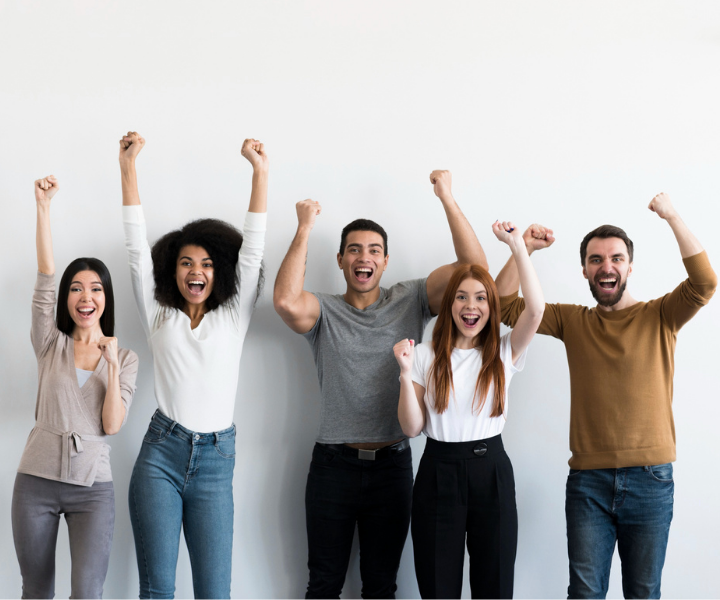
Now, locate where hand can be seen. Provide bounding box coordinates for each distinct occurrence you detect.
[522,223,555,254]
[648,192,677,220]
[296,199,322,231]
[241,138,269,172]
[119,131,145,166]
[429,170,453,202]
[35,175,59,207]
[393,338,415,374]
[98,336,119,367]
[492,220,523,248]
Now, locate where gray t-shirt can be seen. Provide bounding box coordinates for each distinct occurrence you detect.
[303,278,432,443]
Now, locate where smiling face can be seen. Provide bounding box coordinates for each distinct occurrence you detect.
[451,277,490,348]
[583,237,632,307]
[66,270,106,332]
[175,245,215,307]
[337,230,389,295]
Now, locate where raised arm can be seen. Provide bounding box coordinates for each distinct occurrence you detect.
[495,223,555,297]
[393,339,426,438]
[240,139,268,214]
[425,170,487,315]
[273,200,322,333]
[98,337,125,435]
[35,176,59,275]
[119,131,145,206]
[648,192,704,258]
[492,222,545,363]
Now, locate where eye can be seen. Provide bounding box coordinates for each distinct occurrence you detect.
[456,294,466,300]
[612,257,622,262]
[70,286,81,292]
[478,296,486,302]
[92,287,103,292]
[203,262,213,268]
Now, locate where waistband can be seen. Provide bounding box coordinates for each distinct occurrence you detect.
[423,434,505,459]
[150,409,235,444]
[34,423,106,481]
[318,438,410,461]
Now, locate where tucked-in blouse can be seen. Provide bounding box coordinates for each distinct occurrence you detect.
[123,205,266,433]
[17,272,138,486]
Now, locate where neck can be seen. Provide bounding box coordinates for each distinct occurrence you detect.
[343,287,382,310]
[183,302,206,321]
[596,291,638,312]
[73,326,103,344]
[453,333,478,350]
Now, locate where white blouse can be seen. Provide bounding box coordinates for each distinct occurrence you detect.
[411,333,527,442]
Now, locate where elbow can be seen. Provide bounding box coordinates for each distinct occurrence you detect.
[401,422,422,439]
[272,292,291,316]
[103,423,121,436]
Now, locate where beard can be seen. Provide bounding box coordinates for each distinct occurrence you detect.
[588,276,627,307]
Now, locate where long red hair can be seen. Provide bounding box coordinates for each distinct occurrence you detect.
[429,264,506,417]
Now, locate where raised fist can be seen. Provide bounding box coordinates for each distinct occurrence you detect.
[648,192,676,220]
[522,224,555,254]
[296,199,322,230]
[393,338,415,374]
[119,131,145,165]
[98,336,119,367]
[492,220,523,247]
[241,138,269,172]
[35,175,59,207]
[429,170,453,201]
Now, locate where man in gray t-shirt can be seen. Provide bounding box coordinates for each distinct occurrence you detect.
[274,170,486,599]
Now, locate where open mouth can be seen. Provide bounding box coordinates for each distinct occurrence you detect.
[354,267,373,282]
[596,275,618,292]
[77,307,96,319]
[187,280,206,296]
[461,314,480,328]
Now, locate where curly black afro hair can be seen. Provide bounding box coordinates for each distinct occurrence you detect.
[151,218,264,312]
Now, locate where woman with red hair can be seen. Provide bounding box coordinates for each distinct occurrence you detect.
[393,221,545,599]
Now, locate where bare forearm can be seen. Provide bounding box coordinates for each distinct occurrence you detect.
[101,365,126,435]
[512,243,543,316]
[36,205,54,275]
[120,162,141,206]
[442,197,487,269]
[666,213,703,258]
[398,374,424,438]
[274,227,311,307]
[495,255,520,297]
[248,169,268,214]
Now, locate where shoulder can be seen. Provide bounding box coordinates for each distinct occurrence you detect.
[118,347,139,369]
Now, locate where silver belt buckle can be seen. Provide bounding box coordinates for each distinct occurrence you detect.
[358,448,376,461]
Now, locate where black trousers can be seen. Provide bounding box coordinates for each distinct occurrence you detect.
[305,442,413,599]
[412,435,518,599]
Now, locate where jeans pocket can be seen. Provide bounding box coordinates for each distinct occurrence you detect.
[648,463,673,483]
[568,468,583,477]
[143,423,169,444]
[214,435,236,459]
[391,447,413,469]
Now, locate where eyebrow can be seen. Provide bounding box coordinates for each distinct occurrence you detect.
[456,289,485,294]
[347,243,384,249]
[178,256,212,261]
[588,253,625,260]
[71,280,102,285]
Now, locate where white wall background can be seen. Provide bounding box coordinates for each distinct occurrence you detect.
[1,1,719,598]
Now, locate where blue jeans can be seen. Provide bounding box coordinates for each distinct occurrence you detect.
[128,410,236,599]
[566,464,674,599]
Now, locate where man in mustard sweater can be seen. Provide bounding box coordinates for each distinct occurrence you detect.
[495,193,716,599]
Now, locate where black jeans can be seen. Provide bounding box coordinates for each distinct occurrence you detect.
[305,442,413,599]
[412,435,518,599]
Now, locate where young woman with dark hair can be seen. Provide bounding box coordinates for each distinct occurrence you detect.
[393,221,545,599]
[12,175,138,599]
[118,132,267,599]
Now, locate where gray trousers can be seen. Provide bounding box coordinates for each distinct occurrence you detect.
[12,473,115,599]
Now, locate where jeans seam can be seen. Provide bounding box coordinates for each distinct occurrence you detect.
[131,480,151,595]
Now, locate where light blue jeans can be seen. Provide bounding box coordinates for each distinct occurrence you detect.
[128,410,236,599]
[566,464,674,599]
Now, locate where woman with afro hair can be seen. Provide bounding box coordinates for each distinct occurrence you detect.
[118,132,267,598]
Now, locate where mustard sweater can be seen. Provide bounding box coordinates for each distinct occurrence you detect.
[500,251,716,469]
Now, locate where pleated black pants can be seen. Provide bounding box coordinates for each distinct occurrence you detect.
[411,435,518,599]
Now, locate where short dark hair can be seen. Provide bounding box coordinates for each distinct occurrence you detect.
[57,257,115,336]
[580,224,634,265]
[151,218,263,312]
[339,219,388,256]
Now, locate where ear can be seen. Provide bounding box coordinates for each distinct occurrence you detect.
[582,265,588,280]
[628,262,633,277]
[383,254,389,271]
[337,252,343,269]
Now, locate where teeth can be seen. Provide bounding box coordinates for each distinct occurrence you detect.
[78,308,94,313]
[188,280,205,285]
[356,268,372,273]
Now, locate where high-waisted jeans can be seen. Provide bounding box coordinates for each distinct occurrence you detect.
[566,464,674,599]
[11,472,115,599]
[411,435,518,599]
[128,410,236,599]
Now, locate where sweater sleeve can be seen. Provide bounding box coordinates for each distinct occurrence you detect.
[655,250,717,332]
[123,205,159,338]
[231,211,266,334]
[30,272,60,358]
[500,293,566,340]
[118,349,139,427]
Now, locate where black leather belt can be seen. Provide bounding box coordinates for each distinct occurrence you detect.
[320,438,410,461]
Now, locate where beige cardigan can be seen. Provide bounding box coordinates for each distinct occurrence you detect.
[17,272,138,486]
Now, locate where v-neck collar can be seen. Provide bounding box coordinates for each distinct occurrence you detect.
[69,338,106,396]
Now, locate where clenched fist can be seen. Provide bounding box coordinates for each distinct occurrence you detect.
[429,170,453,202]
[98,336,119,367]
[393,338,415,374]
[296,199,322,231]
[522,224,555,254]
[119,131,145,166]
[241,138,269,172]
[35,175,59,207]
[648,192,676,221]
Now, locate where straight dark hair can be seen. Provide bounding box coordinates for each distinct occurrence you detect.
[580,224,634,265]
[56,257,115,336]
[339,219,388,256]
